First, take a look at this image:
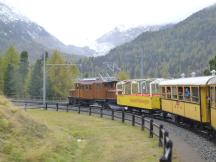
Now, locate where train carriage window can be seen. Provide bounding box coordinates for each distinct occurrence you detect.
[124,82,131,95]
[172,86,177,99]
[166,87,171,99]
[211,87,215,108]
[178,87,183,100]
[152,84,159,94]
[161,87,166,98]
[184,86,191,101]
[116,84,123,95]
[192,87,199,103]
[131,83,139,94]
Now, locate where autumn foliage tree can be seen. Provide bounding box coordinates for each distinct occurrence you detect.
[47,50,79,98]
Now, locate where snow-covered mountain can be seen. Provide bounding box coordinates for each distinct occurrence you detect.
[0,2,96,59]
[94,24,174,55]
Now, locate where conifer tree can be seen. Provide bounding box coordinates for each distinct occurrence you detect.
[29,58,43,97]
[4,63,17,96]
[17,51,29,97]
[3,46,19,97]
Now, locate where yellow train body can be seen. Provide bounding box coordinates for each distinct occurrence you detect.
[117,95,160,110]
[116,76,216,130]
[208,84,216,130]
[161,87,210,123]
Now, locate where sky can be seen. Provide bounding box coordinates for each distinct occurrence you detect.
[1,0,216,47]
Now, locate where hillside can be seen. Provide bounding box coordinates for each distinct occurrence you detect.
[0,96,75,162]
[0,2,95,60]
[94,25,172,55]
[79,4,216,78]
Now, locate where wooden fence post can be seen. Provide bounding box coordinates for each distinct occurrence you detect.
[66,104,69,112]
[78,106,80,114]
[45,103,48,110]
[141,115,145,131]
[159,125,163,147]
[149,119,153,138]
[122,109,125,123]
[132,113,135,126]
[164,131,169,154]
[112,109,114,120]
[89,106,92,116]
[100,107,103,118]
[56,103,59,111]
[167,140,173,162]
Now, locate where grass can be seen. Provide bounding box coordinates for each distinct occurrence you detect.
[28,109,163,162]
[0,96,76,162]
[0,96,179,162]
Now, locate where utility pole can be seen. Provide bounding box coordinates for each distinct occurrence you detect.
[43,53,46,105]
[140,48,144,79]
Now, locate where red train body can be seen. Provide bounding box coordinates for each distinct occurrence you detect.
[68,78,117,105]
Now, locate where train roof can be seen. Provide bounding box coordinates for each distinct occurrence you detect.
[117,78,165,84]
[208,77,216,85]
[75,77,117,85]
[159,76,215,86]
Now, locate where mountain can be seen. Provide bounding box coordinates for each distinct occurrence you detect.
[94,24,173,55]
[79,4,216,78]
[0,2,95,60]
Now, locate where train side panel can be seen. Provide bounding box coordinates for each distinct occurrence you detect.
[161,99,173,113]
[211,108,216,129]
[172,101,185,117]
[184,103,201,121]
[200,87,210,123]
[161,99,201,121]
[117,95,160,110]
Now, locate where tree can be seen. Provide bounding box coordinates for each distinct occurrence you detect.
[204,55,216,75]
[116,71,130,81]
[0,56,4,94]
[3,46,20,97]
[29,58,43,97]
[17,51,29,97]
[47,50,79,98]
[4,64,17,96]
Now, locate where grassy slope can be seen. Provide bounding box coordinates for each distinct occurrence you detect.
[0,96,177,162]
[29,109,164,162]
[0,96,75,162]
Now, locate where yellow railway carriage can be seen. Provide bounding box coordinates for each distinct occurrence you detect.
[207,77,216,130]
[159,76,215,123]
[116,79,165,110]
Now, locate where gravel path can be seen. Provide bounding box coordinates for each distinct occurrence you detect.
[152,119,216,162]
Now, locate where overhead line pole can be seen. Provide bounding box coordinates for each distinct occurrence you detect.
[140,48,144,79]
[43,53,46,105]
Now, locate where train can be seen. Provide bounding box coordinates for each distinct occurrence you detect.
[68,74,216,132]
[68,77,117,106]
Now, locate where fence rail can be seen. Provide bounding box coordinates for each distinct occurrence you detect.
[18,102,173,162]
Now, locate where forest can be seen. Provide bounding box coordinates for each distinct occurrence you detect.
[78,5,216,78]
[0,46,79,99]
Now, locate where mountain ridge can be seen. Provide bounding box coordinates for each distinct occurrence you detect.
[78,4,216,78]
[0,2,96,59]
[94,24,174,55]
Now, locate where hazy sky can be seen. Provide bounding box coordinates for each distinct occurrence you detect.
[2,0,216,47]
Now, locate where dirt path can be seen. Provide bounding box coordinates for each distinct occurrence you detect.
[171,134,207,162]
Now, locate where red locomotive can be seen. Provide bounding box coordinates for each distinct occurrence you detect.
[68,77,117,106]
